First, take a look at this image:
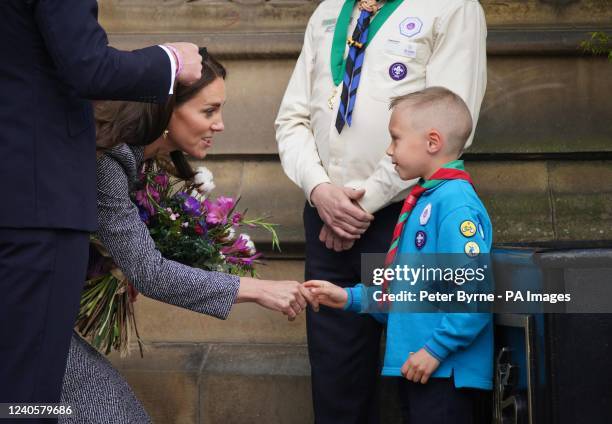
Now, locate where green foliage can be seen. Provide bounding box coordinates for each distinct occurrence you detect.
[580,32,611,61]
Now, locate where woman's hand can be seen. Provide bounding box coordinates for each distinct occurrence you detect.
[302,280,348,309]
[237,277,319,321]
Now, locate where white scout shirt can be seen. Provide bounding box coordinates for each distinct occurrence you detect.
[275,0,487,214]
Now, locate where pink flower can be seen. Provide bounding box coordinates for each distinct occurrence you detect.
[153,173,169,188]
[221,234,256,256]
[226,253,262,266]
[165,208,180,221]
[231,212,242,226]
[221,235,246,255]
[206,197,235,225]
[147,185,160,203]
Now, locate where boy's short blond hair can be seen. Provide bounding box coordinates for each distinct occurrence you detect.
[390,87,473,153]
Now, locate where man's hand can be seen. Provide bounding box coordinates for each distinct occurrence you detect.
[311,183,374,239]
[400,348,441,384]
[165,42,203,86]
[319,224,355,252]
[303,280,348,309]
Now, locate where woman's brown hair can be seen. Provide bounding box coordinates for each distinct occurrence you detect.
[95,48,226,179]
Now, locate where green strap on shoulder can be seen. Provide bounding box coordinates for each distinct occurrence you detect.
[330,0,404,86]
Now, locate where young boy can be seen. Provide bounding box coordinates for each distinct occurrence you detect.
[304,86,493,423]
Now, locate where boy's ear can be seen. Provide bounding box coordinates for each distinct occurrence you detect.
[426,129,443,154]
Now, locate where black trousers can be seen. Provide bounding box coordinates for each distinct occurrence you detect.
[304,202,403,424]
[398,377,481,424]
[0,228,89,423]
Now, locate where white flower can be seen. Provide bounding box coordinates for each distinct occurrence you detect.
[182,222,189,228]
[221,227,236,242]
[241,233,257,256]
[195,166,213,181]
[194,166,215,195]
[197,180,216,196]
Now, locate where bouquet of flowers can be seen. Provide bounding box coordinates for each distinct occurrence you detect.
[76,159,279,356]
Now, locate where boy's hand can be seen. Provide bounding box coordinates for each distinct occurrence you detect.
[303,280,348,309]
[400,348,440,384]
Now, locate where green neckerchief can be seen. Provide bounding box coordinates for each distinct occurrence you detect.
[330,0,403,86]
[420,160,465,190]
[387,159,467,257]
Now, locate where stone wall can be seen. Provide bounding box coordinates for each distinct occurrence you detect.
[100,1,612,422]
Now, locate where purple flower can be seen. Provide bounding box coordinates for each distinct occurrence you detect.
[135,190,155,216]
[206,197,235,225]
[138,207,150,224]
[182,196,202,217]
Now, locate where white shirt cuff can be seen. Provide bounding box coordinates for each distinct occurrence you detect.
[158,45,176,95]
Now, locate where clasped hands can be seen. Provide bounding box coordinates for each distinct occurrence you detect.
[302,280,440,384]
[246,277,440,383]
[311,183,374,252]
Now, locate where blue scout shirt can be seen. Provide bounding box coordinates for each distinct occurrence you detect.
[345,178,493,390]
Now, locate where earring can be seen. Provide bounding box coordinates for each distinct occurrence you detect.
[162,129,169,139]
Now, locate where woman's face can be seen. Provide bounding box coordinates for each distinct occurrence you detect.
[166,77,226,159]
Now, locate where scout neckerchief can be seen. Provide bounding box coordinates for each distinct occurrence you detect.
[381,160,474,298]
[332,0,403,133]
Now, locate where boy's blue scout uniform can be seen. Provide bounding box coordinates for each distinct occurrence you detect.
[345,161,494,390]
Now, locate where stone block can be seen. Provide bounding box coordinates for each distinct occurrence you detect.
[473,57,612,154]
[190,58,612,156]
[549,161,612,241]
[99,0,612,33]
[200,344,313,424]
[110,344,207,424]
[469,161,554,243]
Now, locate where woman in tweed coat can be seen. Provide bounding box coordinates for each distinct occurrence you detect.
[59,51,316,422]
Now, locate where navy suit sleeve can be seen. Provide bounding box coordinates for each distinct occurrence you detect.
[33,0,171,102]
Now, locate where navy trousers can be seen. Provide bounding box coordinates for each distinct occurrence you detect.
[398,377,481,424]
[0,228,89,423]
[304,202,403,424]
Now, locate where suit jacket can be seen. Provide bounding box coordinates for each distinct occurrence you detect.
[0,0,171,231]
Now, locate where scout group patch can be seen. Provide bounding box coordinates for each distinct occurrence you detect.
[415,230,427,249]
[419,203,432,225]
[464,241,480,257]
[399,17,422,38]
[460,220,477,238]
[389,62,407,81]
